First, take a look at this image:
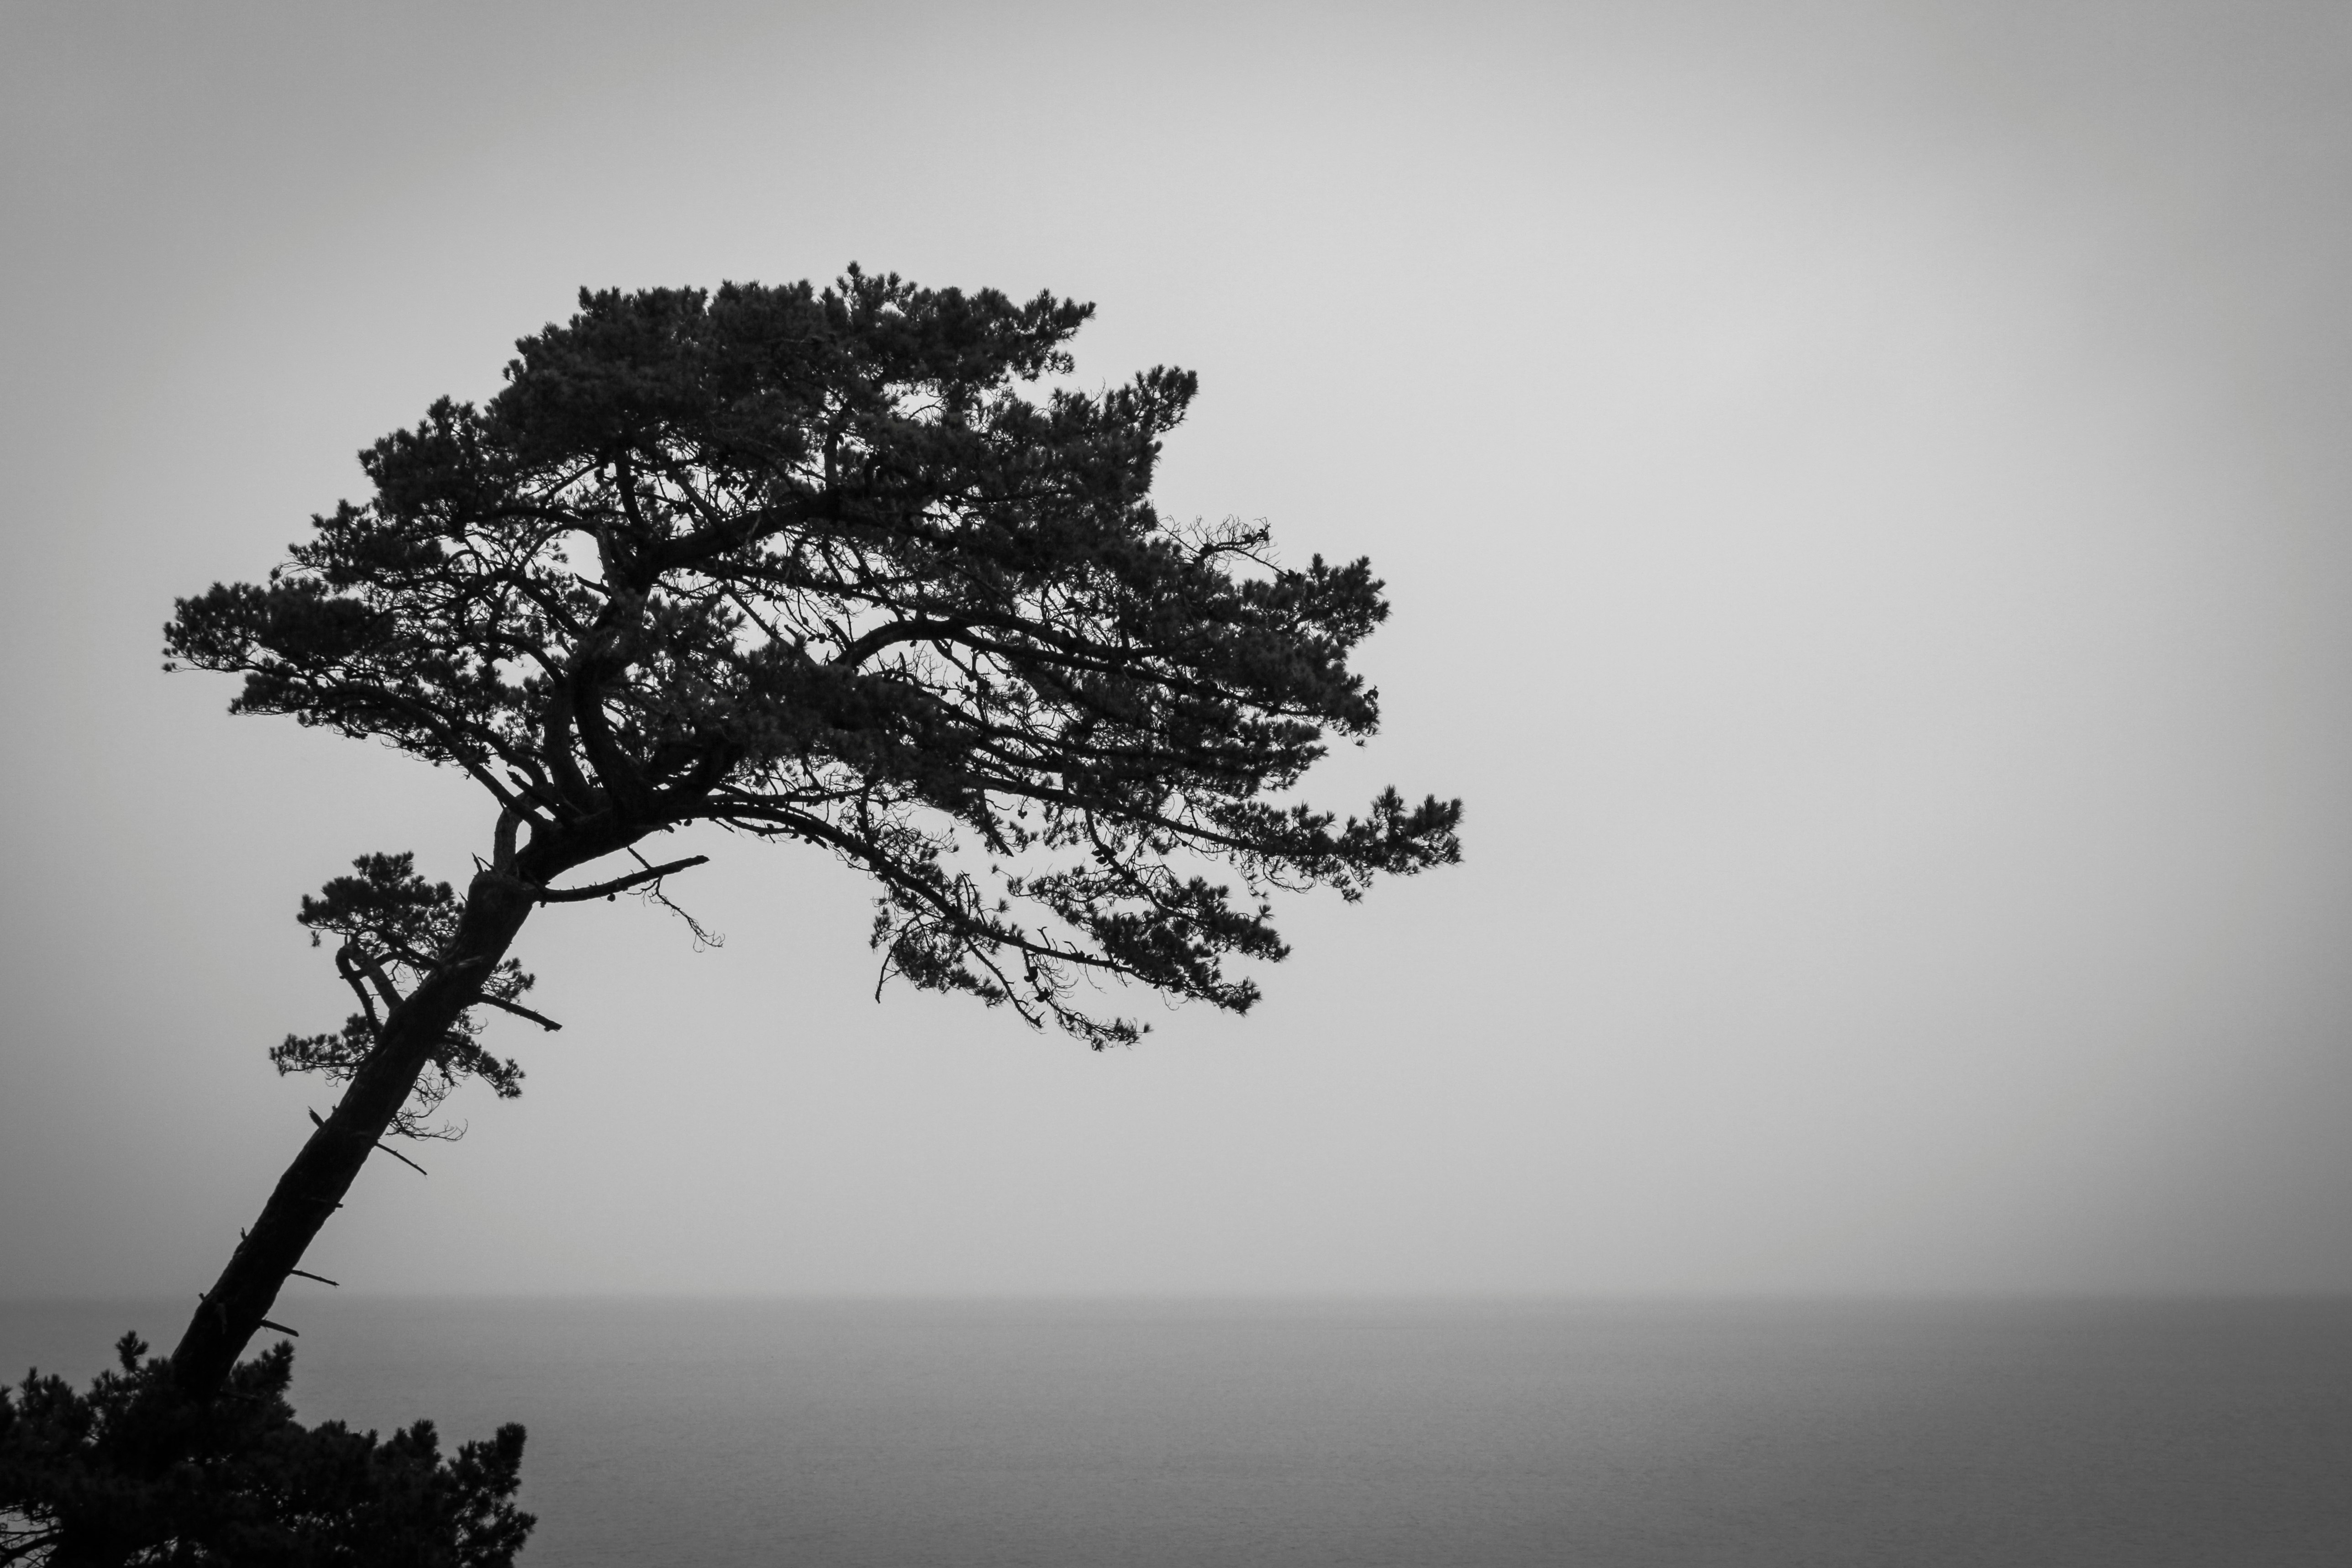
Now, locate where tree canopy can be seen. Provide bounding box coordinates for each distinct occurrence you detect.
[169,266,1460,1055]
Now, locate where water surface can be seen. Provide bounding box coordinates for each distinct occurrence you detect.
[7,1297,2347,1565]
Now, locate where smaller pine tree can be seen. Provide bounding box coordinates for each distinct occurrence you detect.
[0,1333,532,1566]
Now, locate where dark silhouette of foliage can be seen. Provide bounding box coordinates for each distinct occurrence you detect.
[0,1334,531,1566]
[157,265,1462,1398]
[271,852,539,1139]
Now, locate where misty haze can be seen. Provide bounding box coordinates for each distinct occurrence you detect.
[5,2,2350,1563]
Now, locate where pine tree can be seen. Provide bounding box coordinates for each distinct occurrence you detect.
[0,1334,532,1566]
[158,266,1462,1397]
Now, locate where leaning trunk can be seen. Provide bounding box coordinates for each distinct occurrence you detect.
[169,868,539,1400]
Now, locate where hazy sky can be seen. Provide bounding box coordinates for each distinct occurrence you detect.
[5,0,2351,1299]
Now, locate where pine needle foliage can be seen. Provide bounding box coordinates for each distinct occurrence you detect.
[0,1335,532,1567]
[270,853,534,1137]
[169,267,1460,1057]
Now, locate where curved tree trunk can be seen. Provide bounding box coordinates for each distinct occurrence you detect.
[169,868,540,1400]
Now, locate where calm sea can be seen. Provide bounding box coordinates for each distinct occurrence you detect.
[5,1297,2349,1566]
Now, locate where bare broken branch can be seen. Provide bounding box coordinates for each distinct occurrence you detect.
[477,994,563,1031]
[537,855,709,903]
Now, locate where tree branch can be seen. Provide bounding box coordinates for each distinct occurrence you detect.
[334,947,384,1029]
[537,855,710,903]
[338,944,404,1015]
[477,994,563,1031]
[493,807,522,875]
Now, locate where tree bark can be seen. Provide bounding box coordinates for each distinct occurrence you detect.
[168,868,540,1400]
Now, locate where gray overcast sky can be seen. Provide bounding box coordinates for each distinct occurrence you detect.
[5,0,2351,1298]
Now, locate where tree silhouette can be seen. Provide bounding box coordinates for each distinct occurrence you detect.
[158,266,1462,1397]
[1,1334,531,1566]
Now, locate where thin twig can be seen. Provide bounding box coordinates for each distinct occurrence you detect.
[628,847,725,949]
